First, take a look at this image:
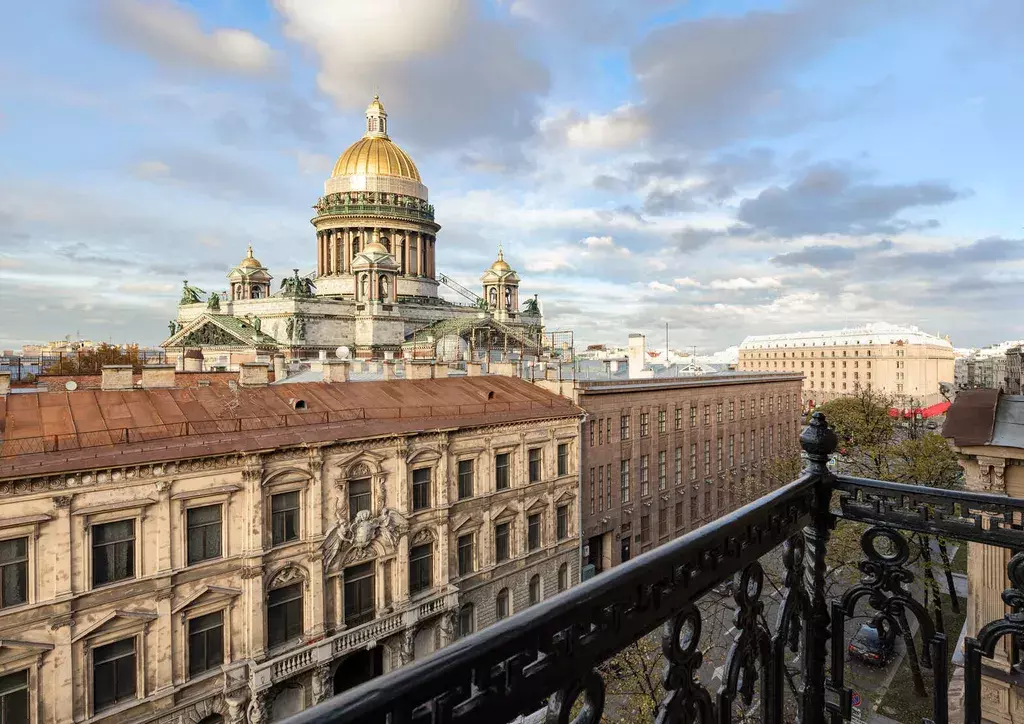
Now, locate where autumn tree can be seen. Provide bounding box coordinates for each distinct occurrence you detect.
[42,343,146,374]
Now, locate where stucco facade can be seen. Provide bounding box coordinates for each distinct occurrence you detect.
[0,371,581,723]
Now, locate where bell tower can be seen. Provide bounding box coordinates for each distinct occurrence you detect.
[480,245,520,322]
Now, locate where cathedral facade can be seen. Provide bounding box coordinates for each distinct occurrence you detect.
[162,97,543,368]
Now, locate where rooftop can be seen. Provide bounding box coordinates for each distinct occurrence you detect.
[943,388,1024,448]
[740,322,953,349]
[0,376,581,478]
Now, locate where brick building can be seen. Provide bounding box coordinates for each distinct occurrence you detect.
[576,374,804,573]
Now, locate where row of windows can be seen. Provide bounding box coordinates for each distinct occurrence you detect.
[456,505,571,577]
[456,564,571,637]
[741,348,875,358]
[589,394,798,446]
[587,426,795,514]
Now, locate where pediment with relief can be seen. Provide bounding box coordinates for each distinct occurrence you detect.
[451,513,482,533]
[525,496,547,513]
[0,639,53,659]
[554,490,576,504]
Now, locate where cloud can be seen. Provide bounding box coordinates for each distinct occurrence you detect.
[771,244,860,269]
[708,276,782,290]
[93,0,275,76]
[673,277,701,288]
[292,150,333,176]
[648,281,676,293]
[129,148,298,202]
[884,236,1024,272]
[562,104,650,149]
[631,3,885,147]
[274,0,548,150]
[738,163,963,237]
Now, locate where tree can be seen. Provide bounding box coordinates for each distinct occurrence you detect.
[42,343,146,375]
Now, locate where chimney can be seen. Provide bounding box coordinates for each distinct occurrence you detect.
[323,360,349,383]
[433,363,450,379]
[627,334,646,378]
[407,360,436,380]
[0,371,10,396]
[141,364,175,389]
[490,361,518,378]
[382,360,397,381]
[183,348,204,372]
[273,354,286,381]
[101,365,134,391]
[465,361,483,377]
[545,363,560,382]
[239,362,269,387]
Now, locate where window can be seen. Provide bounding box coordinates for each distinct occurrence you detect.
[640,412,650,437]
[457,535,474,576]
[528,514,541,552]
[729,400,735,421]
[528,448,542,483]
[690,496,698,521]
[607,418,611,443]
[703,405,711,425]
[598,419,604,445]
[606,464,613,509]
[716,403,723,423]
[728,435,735,467]
[658,507,668,538]
[412,468,431,510]
[557,505,569,540]
[558,563,568,592]
[458,460,474,500]
[0,537,28,609]
[717,438,723,471]
[589,469,596,514]
[0,671,28,723]
[620,415,631,440]
[598,466,604,512]
[640,455,650,497]
[349,478,372,519]
[92,520,135,587]
[187,611,224,678]
[658,409,666,434]
[344,562,375,626]
[590,420,595,447]
[674,447,682,486]
[751,398,756,417]
[93,638,136,712]
[640,514,651,543]
[703,441,711,476]
[760,398,765,415]
[271,492,300,546]
[740,399,745,419]
[740,432,746,464]
[495,453,511,491]
[186,505,222,565]
[689,443,697,480]
[495,523,511,563]
[557,444,569,476]
[675,501,683,529]
[457,604,474,638]
[620,460,631,503]
[658,451,666,490]
[704,490,711,514]
[761,430,766,457]
[768,396,774,414]
[529,574,542,605]
[690,406,697,427]
[496,588,510,619]
[409,543,433,594]
[267,583,303,647]
[674,407,682,430]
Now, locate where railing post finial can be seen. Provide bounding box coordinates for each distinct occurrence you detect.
[800,411,838,472]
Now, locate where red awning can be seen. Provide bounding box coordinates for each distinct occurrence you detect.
[887,400,950,419]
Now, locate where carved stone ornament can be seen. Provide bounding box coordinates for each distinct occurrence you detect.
[52,495,73,509]
[269,565,306,589]
[224,689,249,724]
[351,462,371,478]
[241,565,264,580]
[411,528,434,545]
[323,506,407,565]
[49,616,75,631]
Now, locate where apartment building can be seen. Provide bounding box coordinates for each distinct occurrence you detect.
[0,364,580,724]
[575,373,804,573]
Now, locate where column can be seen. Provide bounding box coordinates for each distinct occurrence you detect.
[52,496,73,598]
[421,235,428,278]
[430,237,436,277]
[155,590,174,693]
[316,233,323,276]
[241,459,266,660]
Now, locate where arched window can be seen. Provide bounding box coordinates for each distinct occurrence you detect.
[529,574,541,605]
[557,563,568,592]
[496,588,509,620]
[457,604,474,638]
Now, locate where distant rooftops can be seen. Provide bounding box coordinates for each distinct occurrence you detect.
[740,322,953,350]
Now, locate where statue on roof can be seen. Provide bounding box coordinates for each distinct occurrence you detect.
[522,295,540,315]
[179,280,205,305]
[281,269,315,298]
[207,291,221,311]
[168,320,177,336]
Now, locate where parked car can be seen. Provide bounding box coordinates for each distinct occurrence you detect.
[848,621,896,666]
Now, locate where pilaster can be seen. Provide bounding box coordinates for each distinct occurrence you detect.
[52,496,73,599]
[48,617,75,724]
[155,589,174,693]
[309,449,326,637]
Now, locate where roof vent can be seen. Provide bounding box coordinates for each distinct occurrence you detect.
[291,398,307,410]
[487,390,495,400]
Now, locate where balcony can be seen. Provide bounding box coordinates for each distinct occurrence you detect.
[281,413,1022,724]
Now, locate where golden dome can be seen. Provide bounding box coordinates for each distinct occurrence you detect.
[331,95,421,182]
[239,245,263,269]
[331,136,421,181]
[489,246,512,272]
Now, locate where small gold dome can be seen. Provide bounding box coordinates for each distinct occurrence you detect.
[489,246,512,272]
[331,136,421,181]
[239,245,263,269]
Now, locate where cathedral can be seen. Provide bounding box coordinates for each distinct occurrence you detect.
[162,96,543,368]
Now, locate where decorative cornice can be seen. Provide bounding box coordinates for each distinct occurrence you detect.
[49,616,75,631]
[52,495,73,509]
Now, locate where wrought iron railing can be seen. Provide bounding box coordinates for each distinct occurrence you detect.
[280,413,1024,724]
[315,202,436,223]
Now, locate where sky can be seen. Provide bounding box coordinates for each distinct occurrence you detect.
[1,0,1023,353]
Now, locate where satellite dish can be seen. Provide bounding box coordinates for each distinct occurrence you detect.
[335,346,352,360]
[65,380,78,391]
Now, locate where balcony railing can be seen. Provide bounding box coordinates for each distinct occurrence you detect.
[282,413,1024,724]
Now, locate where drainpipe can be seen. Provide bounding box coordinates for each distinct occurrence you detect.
[577,410,588,582]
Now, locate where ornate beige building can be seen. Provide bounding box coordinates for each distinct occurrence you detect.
[739,322,955,406]
[0,365,580,723]
[162,96,543,366]
[943,389,1024,723]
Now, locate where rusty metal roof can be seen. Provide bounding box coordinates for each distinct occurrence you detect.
[0,377,581,479]
[942,388,1000,446]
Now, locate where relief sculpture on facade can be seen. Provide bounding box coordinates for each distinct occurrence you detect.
[322,505,407,566]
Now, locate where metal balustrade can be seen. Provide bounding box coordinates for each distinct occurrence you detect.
[279,412,1024,724]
